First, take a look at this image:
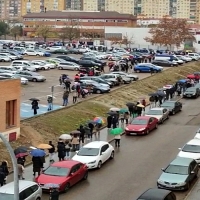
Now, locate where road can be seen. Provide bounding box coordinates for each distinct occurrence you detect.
[8,97,200,200]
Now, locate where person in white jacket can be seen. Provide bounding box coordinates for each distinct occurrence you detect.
[114,134,121,147]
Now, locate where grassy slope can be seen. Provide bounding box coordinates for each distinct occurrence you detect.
[2,63,200,169]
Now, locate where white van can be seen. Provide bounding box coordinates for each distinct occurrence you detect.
[155,54,184,65]
[0,180,42,200]
[11,61,40,71]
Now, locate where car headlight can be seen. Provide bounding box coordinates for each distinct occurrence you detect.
[193,93,196,95]
[139,128,145,131]
[88,160,96,164]
[176,182,186,186]
[125,127,129,130]
[157,180,165,184]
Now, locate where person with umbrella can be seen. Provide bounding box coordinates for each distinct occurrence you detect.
[30,98,39,115]
[48,141,55,164]
[88,121,94,139]
[78,125,85,144]
[126,103,135,117]
[64,140,72,160]
[57,139,66,161]
[107,114,112,129]
[110,128,123,147]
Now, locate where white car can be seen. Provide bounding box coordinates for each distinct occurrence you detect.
[188,53,200,60]
[78,47,91,53]
[72,141,114,169]
[177,139,200,165]
[58,61,80,70]
[176,55,192,62]
[46,46,62,52]
[95,54,107,60]
[0,66,18,73]
[0,55,11,62]
[34,60,56,69]
[31,61,50,70]
[0,73,28,84]
[0,53,17,60]
[24,49,44,56]
[145,107,170,123]
[111,71,139,81]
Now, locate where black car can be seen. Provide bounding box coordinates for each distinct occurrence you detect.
[136,188,176,200]
[152,60,178,67]
[78,60,102,68]
[183,87,200,98]
[161,100,182,115]
[80,57,106,66]
[56,56,79,64]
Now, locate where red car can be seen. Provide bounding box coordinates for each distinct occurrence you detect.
[125,116,158,135]
[35,160,88,192]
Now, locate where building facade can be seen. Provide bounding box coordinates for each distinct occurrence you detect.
[0,78,21,142]
[22,11,137,37]
[0,0,21,20]
[21,0,66,17]
[66,0,81,10]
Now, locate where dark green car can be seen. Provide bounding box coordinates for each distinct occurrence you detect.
[53,49,69,54]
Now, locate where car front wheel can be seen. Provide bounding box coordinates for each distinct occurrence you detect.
[83,171,88,180]
[110,151,114,159]
[96,89,101,94]
[97,161,102,169]
[64,183,70,193]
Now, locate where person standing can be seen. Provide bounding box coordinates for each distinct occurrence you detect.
[0,161,9,184]
[57,139,66,161]
[88,122,94,139]
[95,123,102,137]
[31,100,39,115]
[17,157,26,167]
[32,156,43,176]
[0,168,5,186]
[47,96,53,111]
[65,141,71,160]
[48,141,55,163]
[18,163,25,180]
[79,125,85,144]
[71,134,80,151]
[62,90,69,106]
[114,134,121,147]
[124,112,129,125]
[50,188,60,200]
[72,89,78,104]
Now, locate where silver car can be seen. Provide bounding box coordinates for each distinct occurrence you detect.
[0,180,42,200]
[111,71,139,81]
[58,61,80,70]
[15,71,46,82]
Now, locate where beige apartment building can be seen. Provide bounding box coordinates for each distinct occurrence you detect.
[21,0,66,16]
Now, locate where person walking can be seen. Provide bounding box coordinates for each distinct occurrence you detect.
[88,122,94,139]
[47,96,53,111]
[65,141,71,160]
[48,141,55,163]
[18,163,25,180]
[72,89,78,104]
[57,139,66,161]
[62,90,69,106]
[0,168,5,186]
[124,112,129,125]
[17,156,26,167]
[0,161,9,184]
[114,134,121,147]
[71,135,80,151]
[95,123,102,137]
[79,125,85,145]
[31,100,39,115]
[32,156,43,176]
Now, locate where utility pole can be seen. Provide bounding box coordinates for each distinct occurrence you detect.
[0,133,19,200]
[51,86,54,110]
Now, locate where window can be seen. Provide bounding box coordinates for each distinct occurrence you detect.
[6,100,16,128]
[19,187,33,200]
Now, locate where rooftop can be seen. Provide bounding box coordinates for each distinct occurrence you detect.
[23,11,136,20]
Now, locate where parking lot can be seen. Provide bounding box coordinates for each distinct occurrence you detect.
[0,53,184,118]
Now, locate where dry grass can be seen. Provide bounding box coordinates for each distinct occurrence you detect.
[2,63,200,170]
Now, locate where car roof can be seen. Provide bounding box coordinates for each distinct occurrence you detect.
[170,157,193,166]
[186,139,200,146]
[137,188,172,200]
[52,160,80,168]
[149,107,164,111]
[83,141,108,148]
[0,180,38,194]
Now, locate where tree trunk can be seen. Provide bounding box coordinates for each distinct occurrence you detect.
[14,35,17,41]
[44,37,46,42]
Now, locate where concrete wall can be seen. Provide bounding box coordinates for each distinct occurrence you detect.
[0,79,21,141]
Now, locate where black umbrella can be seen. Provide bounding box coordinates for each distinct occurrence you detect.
[148,93,158,97]
[29,98,40,101]
[126,102,135,107]
[107,111,118,115]
[156,91,166,97]
[14,146,29,158]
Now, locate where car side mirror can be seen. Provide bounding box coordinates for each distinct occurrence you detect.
[161,168,165,172]
[191,171,195,174]
[75,151,78,154]
[178,148,181,150]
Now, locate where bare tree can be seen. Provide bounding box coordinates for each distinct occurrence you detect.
[144,18,195,49]
[121,34,134,47]
[35,25,52,42]
[59,19,80,43]
[9,25,23,41]
[82,30,104,39]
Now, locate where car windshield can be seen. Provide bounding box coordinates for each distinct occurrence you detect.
[77,147,99,156]
[44,166,70,176]
[0,193,14,200]
[131,119,148,125]
[161,102,175,107]
[186,88,195,92]
[146,110,162,115]
[165,164,188,175]
[182,144,200,153]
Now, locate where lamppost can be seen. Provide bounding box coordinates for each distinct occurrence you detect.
[0,133,19,200]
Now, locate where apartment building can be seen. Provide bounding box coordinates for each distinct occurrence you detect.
[66,0,81,10]
[0,0,21,20]
[21,0,66,16]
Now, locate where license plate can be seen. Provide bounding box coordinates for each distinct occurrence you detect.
[130,133,137,135]
[187,95,191,97]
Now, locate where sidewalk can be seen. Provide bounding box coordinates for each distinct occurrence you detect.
[184,179,200,200]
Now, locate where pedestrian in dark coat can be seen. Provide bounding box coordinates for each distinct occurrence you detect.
[0,168,5,186]
[31,100,39,115]
[17,157,26,167]
[112,116,118,129]
[32,156,43,176]
[50,188,60,200]
[88,123,94,138]
[57,139,66,161]
[107,115,112,128]
[0,161,8,184]
[79,125,85,144]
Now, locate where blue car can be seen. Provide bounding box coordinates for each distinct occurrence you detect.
[134,64,163,73]
[36,49,51,57]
